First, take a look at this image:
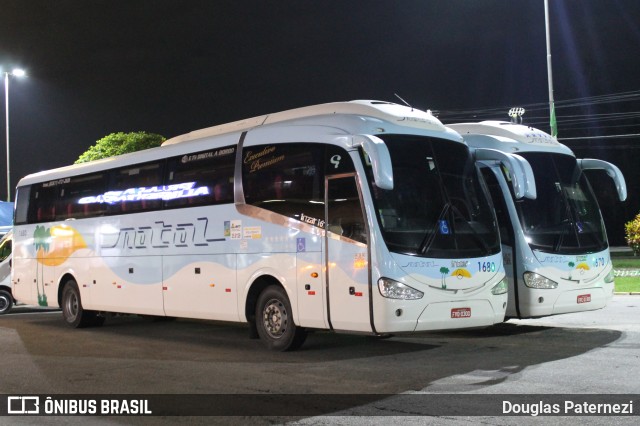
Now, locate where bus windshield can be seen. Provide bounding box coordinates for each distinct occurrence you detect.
[365,135,500,259]
[515,152,607,254]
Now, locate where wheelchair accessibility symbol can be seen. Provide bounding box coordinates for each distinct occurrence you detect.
[439,220,450,235]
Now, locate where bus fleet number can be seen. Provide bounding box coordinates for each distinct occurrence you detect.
[477,261,496,273]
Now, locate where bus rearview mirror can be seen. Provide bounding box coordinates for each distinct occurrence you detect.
[354,135,394,190]
[578,159,627,202]
[475,148,537,200]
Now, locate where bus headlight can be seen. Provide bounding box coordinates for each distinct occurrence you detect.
[491,278,509,295]
[604,269,615,284]
[378,278,423,300]
[523,272,558,289]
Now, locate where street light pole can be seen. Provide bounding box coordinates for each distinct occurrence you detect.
[544,0,557,137]
[4,72,10,202]
[3,68,25,202]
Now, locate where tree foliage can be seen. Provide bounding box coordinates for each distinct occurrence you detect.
[625,213,640,256]
[75,131,166,164]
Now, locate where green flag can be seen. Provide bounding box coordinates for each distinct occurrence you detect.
[550,103,558,137]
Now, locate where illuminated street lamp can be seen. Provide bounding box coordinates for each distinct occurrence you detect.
[3,67,26,202]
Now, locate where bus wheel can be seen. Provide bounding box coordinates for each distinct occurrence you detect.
[0,289,13,315]
[256,285,307,351]
[61,280,99,328]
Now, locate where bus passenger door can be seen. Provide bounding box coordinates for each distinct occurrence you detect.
[482,167,519,318]
[325,175,372,332]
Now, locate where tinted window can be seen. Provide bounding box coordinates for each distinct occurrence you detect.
[107,162,164,215]
[27,181,59,223]
[327,176,367,244]
[165,146,235,209]
[57,173,108,219]
[516,152,607,253]
[14,186,30,225]
[365,135,500,258]
[243,143,348,224]
[242,143,354,224]
[18,144,240,224]
[0,236,11,261]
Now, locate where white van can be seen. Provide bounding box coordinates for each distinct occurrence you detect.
[0,231,14,314]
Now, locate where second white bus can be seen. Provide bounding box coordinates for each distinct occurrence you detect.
[450,121,627,318]
[12,100,532,350]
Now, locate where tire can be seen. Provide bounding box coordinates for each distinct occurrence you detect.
[0,289,13,315]
[61,280,102,328]
[367,334,394,340]
[255,285,307,351]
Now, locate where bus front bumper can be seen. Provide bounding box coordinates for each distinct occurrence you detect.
[413,296,507,331]
[519,283,614,318]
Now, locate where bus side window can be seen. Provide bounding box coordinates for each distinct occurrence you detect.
[108,162,164,215]
[14,186,31,225]
[212,178,234,203]
[242,143,326,223]
[27,184,57,224]
[164,145,235,209]
[0,238,11,262]
[327,176,367,245]
[56,173,107,220]
[325,145,355,175]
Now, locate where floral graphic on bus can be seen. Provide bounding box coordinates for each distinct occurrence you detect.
[34,225,87,266]
[33,225,88,307]
[34,225,51,253]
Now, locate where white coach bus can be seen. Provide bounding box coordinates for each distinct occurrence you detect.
[449,121,627,319]
[12,100,531,350]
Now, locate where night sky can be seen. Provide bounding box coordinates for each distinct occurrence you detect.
[2,1,640,241]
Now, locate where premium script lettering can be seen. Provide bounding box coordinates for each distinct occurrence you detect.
[243,146,285,172]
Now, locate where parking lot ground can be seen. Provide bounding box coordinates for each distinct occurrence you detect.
[0,296,637,425]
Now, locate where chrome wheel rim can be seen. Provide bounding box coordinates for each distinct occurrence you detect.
[64,291,79,322]
[262,298,288,339]
[0,295,9,312]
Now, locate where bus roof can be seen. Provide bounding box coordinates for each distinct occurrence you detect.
[448,121,574,155]
[17,100,463,187]
[162,100,453,146]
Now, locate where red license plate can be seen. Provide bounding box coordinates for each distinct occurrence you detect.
[451,307,471,318]
[577,294,591,304]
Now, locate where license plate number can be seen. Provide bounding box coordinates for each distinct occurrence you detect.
[577,294,591,304]
[451,307,471,318]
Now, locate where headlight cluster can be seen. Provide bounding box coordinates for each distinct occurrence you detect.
[604,269,615,284]
[491,277,509,295]
[378,277,423,300]
[523,272,558,289]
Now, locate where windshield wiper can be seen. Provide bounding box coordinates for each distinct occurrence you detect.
[418,203,449,255]
[553,186,574,252]
[418,202,492,256]
[449,203,491,256]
